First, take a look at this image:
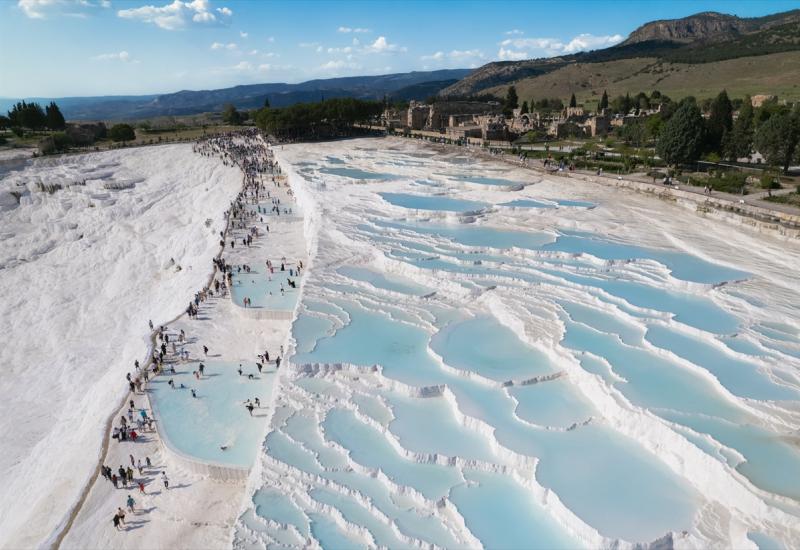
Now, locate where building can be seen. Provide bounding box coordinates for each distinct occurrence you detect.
[427,101,501,130]
[751,94,776,108]
[381,108,405,130]
[477,115,508,141]
[445,124,482,140]
[407,101,429,130]
[584,114,610,137]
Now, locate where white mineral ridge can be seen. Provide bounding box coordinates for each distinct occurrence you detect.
[0,144,240,548]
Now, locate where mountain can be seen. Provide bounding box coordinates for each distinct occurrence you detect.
[621,9,800,46]
[382,79,459,101]
[439,8,800,99]
[0,69,471,121]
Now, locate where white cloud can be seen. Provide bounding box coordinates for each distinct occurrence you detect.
[266,36,275,43]
[299,41,320,48]
[18,0,109,19]
[92,50,139,63]
[232,61,252,71]
[421,49,484,62]
[319,59,361,71]
[117,0,233,31]
[497,47,528,61]
[327,46,354,54]
[210,41,237,50]
[505,29,524,36]
[499,33,623,57]
[364,36,406,53]
[561,33,624,53]
[337,26,370,33]
[239,30,248,38]
[421,51,445,61]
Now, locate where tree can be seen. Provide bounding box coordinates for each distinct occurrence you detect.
[705,90,733,154]
[504,86,518,116]
[610,93,632,115]
[635,92,650,111]
[222,103,242,125]
[45,101,66,130]
[645,113,664,140]
[263,97,270,108]
[656,98,705,167]
[109,123,136,142]
[725,95,754,161]
[254,98,383,138]
[618,120,647,147]
[754,106,800,174]
[520,101,529,114]
[569,93,577,108]
[0,115,9,130]
[8,101,46,130]
[754,97,782,126]
[599,90,608,111]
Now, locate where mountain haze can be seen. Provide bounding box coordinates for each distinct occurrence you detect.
[0,69,471,121]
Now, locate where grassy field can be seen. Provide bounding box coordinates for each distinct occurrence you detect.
[483,51,800,105]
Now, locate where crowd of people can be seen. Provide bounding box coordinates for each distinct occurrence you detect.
[107,129,300,534]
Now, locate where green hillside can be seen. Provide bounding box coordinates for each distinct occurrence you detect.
[483,51,800,106]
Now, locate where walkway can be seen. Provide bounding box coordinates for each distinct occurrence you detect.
[60,134,308,549]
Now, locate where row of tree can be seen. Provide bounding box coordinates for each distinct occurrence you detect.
[2,101,66,131]
[253,98,383,139]
[656,92,800,173]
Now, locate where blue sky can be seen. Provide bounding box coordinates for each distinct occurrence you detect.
[1,0,797,97]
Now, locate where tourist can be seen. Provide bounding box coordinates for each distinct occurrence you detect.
[161,472,169,490]
[126,494,136,513]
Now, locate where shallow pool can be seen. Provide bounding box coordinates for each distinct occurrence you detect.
[379,192,488,213]
[149,360,275,467]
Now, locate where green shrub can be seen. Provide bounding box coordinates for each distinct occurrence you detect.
[109,123,136,142]
[691,171,748,194]
[760,172,781,189]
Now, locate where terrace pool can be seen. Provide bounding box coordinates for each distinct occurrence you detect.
[149,361,275,467]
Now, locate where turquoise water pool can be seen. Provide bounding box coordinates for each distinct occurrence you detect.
[230,268,300,311]
[379,192,488,213]
[149,360,275,467]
